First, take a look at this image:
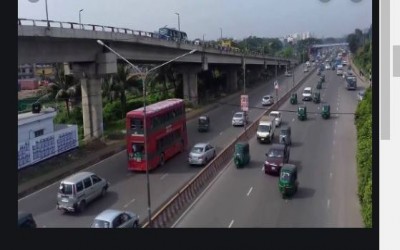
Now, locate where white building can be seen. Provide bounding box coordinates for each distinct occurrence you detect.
[18,107,79,170]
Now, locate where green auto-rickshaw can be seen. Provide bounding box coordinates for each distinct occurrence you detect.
[297,105,307,121]
[290,93,298,105]
[313,92,321,103]
[279,164,298,198]
[233,141,250,168]
[321,104,331,119]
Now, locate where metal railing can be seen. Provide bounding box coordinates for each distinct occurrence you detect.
[18,18,294,63]
[142,65,317,228]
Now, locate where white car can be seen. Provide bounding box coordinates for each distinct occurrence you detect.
[188,142,216,166]
[232,111,249,126]
[91,209,139,228]
[302,87,312,101]
[325,64,331,70]
[269,111,282,127]
[261,95,274,106]
[285,71,292,77]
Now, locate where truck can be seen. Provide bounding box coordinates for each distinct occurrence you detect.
[256,115,276,143]
[345,75,357,90]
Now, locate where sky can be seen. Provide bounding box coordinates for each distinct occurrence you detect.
[18,0,372,41]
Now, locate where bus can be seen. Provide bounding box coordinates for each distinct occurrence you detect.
[126,99,188,171]
[158,27,188,42]
[219,39,241,52]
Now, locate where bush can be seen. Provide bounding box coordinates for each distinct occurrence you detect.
[103,101,123,123]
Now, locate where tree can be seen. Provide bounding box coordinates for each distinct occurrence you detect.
[113,64,139,118]
[45,63,80,117]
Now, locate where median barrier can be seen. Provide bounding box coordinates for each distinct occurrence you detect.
[142,66,317,228]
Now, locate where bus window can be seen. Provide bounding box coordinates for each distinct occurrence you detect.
[130,118,143,134]
[132,143,144,159]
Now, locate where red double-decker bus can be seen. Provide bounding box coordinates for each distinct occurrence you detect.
[126,98,188,171]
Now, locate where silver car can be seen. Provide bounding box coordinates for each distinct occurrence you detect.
[261,95,274,106]
[91,209,139,228]
[269,111,282,127]
[188,142,216,166]
[232,111,248,126]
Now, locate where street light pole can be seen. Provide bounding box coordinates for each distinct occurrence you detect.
[219,28,222,40]
[96,40,195,227]
[175,12,180,32]
[28,0,49,28]
[79,9,84,26]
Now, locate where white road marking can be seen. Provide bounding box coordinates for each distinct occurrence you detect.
[123,198,136,208]
[292,118,295,122]
[160,173,168,180]
[327,199,331,209]
[219,132,223,135]
[228,220,234,228]
[285,199,288,203]
[334,129,336,134]
[331,155,335,160]
[332,140,335,145]
[261,166,265,172]
[317,107,320,110]
[330,172,333,179]
[335,121,338,125]
[247,187,253,196]
[336,107,339,111]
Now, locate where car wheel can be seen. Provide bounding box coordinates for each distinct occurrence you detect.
[78,200,86,213]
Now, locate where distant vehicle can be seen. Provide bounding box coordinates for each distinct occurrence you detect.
[264,144,290,175]
[345,75,357,90]
[261,95,274,106]
[91,209,139,228]
[158,27,188,42]
[188,142,216,166]
[303,67,309,73]
[305,61,310,67]
[257,115,276,143]
[325,64,331,70]
[18,212,37,228]
[357,90,366,101]
[269,111,282,127]
[336,64,344,76]
[279,126,292,145]
[219,39,241,52]
[232,111,249,126]
[285,71,292,77]
[198,115,210,132]
[57,172,110,213]
[302,87,312,101]
[126,99,188,171]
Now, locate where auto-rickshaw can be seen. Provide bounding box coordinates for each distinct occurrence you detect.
[317,80,323,89]
[279,164,298,198]
[279,126,291,145]
[233,142,250,168]
[297,106,307,121]
[320,74,325,82]
[321,104,331,119]
[313,92,321,103]
[290,93,297,104]
[198,115,210,132]
[317,70,321,76]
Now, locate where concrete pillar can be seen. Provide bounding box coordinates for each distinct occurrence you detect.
[176,65,202,106]
[81,76,103,140]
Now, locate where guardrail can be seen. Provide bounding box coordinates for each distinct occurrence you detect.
[18,18,295,62]
[142,66,317,228]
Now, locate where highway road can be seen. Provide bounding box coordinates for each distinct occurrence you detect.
[18,64,311,228]
[174,67,364,228]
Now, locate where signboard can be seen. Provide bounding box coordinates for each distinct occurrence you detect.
[274,80,279,90]
[240,95,248,111]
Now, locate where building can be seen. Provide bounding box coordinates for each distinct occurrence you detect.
[18,64,35,80]
[18,106,79,170]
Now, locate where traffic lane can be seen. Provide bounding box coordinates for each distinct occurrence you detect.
[175,71,344,227]
[19,66,310,227]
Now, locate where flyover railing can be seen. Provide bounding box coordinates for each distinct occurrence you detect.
[142,65,317,228]
[18,18,295,63]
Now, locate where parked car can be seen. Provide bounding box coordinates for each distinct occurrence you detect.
[188,142,216,166]
[18,212,37,228]
[57,171,110,213]
[91,209,139,228]
[264,144,290,175]
[232,111,249,126]
[269,111,282,127]
[261,95,274,106]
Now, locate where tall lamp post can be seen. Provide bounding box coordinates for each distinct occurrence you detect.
[28,0,49,28]
[175,12,180,32]
[96,40,196,227]
[219,27,223,40]
[79,9,84,26]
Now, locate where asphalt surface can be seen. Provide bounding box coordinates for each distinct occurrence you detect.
[18,64,311,228]
[174,67,364,228]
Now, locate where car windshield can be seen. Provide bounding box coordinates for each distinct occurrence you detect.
[303,89,311,94]
[268,149,283,158]
[280,171,291,182]
[234,113,243,118]
[280,129,288,135]
[270,113,279,118]
[258,125,270,132]
[91,220,111,228]
[263,96,271,100]
[191,146,204,153]
[199,118,208,124]
[59,183,73,195]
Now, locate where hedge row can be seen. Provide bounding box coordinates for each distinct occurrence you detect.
[354,86,372,228]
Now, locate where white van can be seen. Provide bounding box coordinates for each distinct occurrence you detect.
[257,116,276,143]
[336,64,344,76]
[57,171,110,213]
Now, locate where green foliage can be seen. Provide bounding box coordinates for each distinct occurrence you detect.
[103,101,123,122]
[354,85,372,228]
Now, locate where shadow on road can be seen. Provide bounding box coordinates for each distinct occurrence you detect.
[294,187,315,199]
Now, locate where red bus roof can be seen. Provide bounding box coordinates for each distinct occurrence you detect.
[126,98,184,116]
